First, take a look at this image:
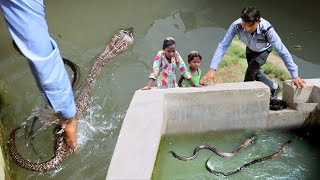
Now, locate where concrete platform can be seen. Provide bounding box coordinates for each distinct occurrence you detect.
[268,107,303,128]
[106,79,320,180]
[282,79,320,126]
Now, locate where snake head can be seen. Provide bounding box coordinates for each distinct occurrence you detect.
[122,27,134,38]
[244,136,255,146]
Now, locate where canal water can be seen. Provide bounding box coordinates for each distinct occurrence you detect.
[153,129,320,180]
[0,0,319,179]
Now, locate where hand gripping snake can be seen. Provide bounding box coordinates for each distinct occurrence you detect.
[7,27,134,172]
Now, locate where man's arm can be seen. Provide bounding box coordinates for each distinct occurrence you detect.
[202,20,237,85]
[210,21,237,70]
[266,28,298,78]
[266,27,305,87]
[1,0,78,150]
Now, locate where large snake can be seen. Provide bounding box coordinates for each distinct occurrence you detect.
[170,136,255,161]
[7,27,134,172]
[23,58,80,158]
[205,136,295,176]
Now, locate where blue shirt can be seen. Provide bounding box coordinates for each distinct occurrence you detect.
[210,18,299,78]
[0,0,76,119]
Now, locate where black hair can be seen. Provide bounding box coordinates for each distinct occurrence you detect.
[187,51,202,62]
[162,37,176,49]
[241,6,260,24]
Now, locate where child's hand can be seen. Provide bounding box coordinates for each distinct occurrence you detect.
[141,86,151,90]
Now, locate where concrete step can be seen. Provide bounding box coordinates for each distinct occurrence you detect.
[268,107,304,128]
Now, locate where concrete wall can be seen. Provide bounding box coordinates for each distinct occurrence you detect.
[0,145,6,180]
[106,89,166,179]
[106,79,320,180]
[0,91,7,180]
[107,81,270,179]
[165,82,269,134]
[282,79,320,126]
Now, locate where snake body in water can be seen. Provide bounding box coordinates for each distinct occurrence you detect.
[170,136,255,160]
[205,136,295,176]
[7,27,134,172]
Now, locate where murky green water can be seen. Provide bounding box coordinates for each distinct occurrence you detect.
[0,0,320,179]
[153,129,320,180]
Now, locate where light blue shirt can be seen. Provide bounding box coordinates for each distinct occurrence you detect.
[210,18,299,78]
[0,0,76,119]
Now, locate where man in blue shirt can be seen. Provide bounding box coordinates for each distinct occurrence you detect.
[201,6,306,98]
[0,0,78,150]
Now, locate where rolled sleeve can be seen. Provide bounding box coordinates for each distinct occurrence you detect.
[1,0,76,119]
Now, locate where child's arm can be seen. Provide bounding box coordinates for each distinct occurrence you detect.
[175,52,191,80]
[142,51,162,90]
[187,78,201,87]
[142,78,155,90]
[178,76,184,87]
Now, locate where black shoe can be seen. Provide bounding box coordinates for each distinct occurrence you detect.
[271,85,281,99]
[270,98,287,110]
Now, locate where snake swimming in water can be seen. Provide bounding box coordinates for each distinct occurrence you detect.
[170,136,255,161]
[205,136,295,176]
[23,58,80,158]
[7,27,134,172]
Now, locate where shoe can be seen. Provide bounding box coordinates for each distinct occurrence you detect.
[271,85,281,99]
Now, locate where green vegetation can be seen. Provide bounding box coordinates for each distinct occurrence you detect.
[215,39,290,84]
[271,49,279,56]
[261,62,290,81]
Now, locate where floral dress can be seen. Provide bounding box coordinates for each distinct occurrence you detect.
[149,50,191,89]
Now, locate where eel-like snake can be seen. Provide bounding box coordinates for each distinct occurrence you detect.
[62,58,81,90]
[170,136,255,160]
[205,136,295,176]
[8,126,68,172]
[7,27,134,172]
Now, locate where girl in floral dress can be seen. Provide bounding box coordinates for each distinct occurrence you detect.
[142,37,199,90]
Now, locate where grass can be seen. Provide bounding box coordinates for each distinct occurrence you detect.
[271,49,279,56]
[261,62,290,81]
[214,39,290,84]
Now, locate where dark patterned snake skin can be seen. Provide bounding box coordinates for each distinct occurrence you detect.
[7,27,134,172]
[170,136,255,160]
[62,58,81,90]
[205,136,295,176]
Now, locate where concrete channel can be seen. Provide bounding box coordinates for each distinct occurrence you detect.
[106,79,320,179]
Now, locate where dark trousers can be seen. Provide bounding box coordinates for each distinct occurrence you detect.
[244,47,274,90]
